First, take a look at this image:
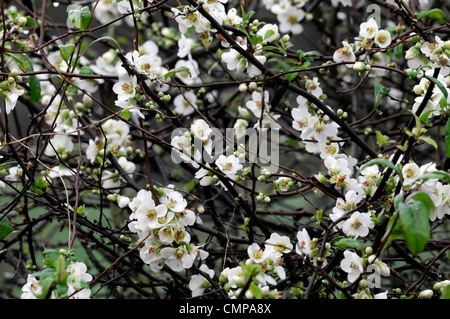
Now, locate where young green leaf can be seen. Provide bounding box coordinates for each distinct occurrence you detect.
[58,44,76,63]
[333,238,365,250]
[357,158,403,181]
[417,8,446,24]
[68,6,92,30]
[425,75,448,100]
[0,217,14,240]
[164,66,191,81]
[398,201,430,255]
[81,36,122,55]
[7,52,41,102]
[415,170,450,184]
[445,117,450,158]
[374,82,390,115]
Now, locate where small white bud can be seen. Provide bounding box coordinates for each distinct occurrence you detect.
[419,289,433,299]
[353,61,366,72]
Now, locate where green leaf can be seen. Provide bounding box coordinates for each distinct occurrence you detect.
[374,82,390,115]
[121,108,131,120]
[81,36,122,55]
[0,161,16,172]
[415,170,450,184]
[385,212,404,245]
[249,283,263,299]
[37,277,55,299]
[164,66,191,81]
[357,158,403,181]
[68,6,92,30]
[417,8,446,24]
[333,237,365,250]
[393,193,404,210]
[7,52,31,72]
[0,217,14,240]
[286,67,299,82]
[394,43,403,59]
[425,75,448,100]
[7,52,41,102]
[406,191,435,216]
[25,16,38,27]
[418,135,438,149]
[264,29,275,40]
[29,74,41,103]
[445,118,450,158]
[58,44,76,63]
[398,201,430,255]
[419,110,435,127]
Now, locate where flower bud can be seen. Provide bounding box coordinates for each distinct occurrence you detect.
[419,289,433,299]
[238,83,248,92]
[353,61,366,72]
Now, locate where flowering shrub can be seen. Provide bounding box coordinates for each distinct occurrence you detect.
[0,0,449,300]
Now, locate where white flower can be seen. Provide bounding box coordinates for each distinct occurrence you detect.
[5,166,23,182]
[161,190,187,213]
[178,34,196,58]
[333,41,356,67]
[324,156,352,187]
[189,264,214,297]
[257,23,279,43]
[340,250,363,283]
[160,246,194,271]
[134,197,173,233]
[102,170,121,191]
[93,0,121,25]
[135,54,163,81]
[173,91,197,116]
[21,275,45,299]
[295,228,312,256]
[112,73,138,101]
[429,182,450,221]
[368,255,390,277]
[101,119,131,151]
[420,36,444,57]
[265,232,293,258]
[291,104,311,132]
[227,266,244,288]
[47,165,75,179]
[3,86,24,115]
[215,154,243,177]
[190,119,212,141]
[129,189,154,212]
[306,116,339,144]
[359,18,378,39]
[247,243,269,263]
[305,77,323,98]
[374,30,392,48]
[222,47,247,73]
[402,162,420,185]
[91,49,118,75]
[45,135,74,157]
[233,119,249,139]
[276,6,305,34]
[246,90,270,116]
[342,211,374,238]
[177,209,196,226]
[117,156,136,174]
[174,59,200,85]
[66,262,92,299]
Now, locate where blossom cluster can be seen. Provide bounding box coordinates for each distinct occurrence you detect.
[1,0,449,301]
[189,233,292,298]
[21,252,92,299]
[128,187,208,272]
